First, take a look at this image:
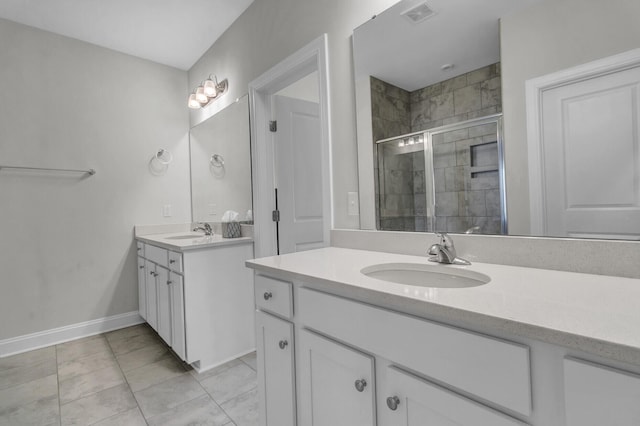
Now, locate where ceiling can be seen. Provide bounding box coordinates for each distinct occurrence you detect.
[353,0,540,91]
[0,0,254,70]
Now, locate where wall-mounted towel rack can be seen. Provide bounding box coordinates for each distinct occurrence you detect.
[0,165,96,176]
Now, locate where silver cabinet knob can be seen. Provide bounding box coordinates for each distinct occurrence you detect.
[354,379,367,392]
[387,396,400,411]
[279,340,288,349]
[264,292,273,300]
[167,280,172,285]
[169,260,175,264]
[139,266,145,269]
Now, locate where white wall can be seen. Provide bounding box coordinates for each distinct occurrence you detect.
[501,0,640,235]
[0,18,190,340]
[187,0,398,229]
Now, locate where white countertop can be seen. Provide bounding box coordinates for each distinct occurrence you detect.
[137,232,253,251]
[246,247,640,365]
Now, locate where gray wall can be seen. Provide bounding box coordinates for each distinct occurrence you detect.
[501,0,640,235]
[188,0,399,230]
[0,18,190,340]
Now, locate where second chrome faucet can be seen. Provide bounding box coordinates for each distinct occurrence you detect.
[428,232,470,265]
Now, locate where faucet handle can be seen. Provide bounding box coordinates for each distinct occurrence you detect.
[435,232,453,248]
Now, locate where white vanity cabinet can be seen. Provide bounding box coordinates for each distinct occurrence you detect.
[137,239,254,371]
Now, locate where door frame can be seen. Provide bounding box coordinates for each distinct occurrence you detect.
[249,34,333,258]
[525,48,640,235]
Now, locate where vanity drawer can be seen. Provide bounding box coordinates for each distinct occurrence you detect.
[136,241,145,257]
[298,287,532,416]
[168,250,183,273]
[145,244,168,267]
[255,275,293,319]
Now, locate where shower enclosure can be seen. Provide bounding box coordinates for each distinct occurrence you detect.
[376,114,506,234]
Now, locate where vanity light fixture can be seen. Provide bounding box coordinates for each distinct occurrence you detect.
[188,75,229,109]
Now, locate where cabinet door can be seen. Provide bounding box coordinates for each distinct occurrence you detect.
[137,256,147,320]
[256,311,296,426]
[144,260,158,330]
[564,358,640,426]
[170,272,186,361]
[379,366,525,426]
[156,266,171,345]
[298,328,375,426]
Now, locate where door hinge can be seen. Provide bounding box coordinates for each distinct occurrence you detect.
[269,120,277,132]
[272,210,280,222]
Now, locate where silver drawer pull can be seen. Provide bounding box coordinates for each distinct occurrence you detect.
[387,396,400,411]
[263,292,273,300]
[137,247,141,251]
[354,379,367,392]
[169,260,176,264]
[139,266,145,269]
[167,280,172,285]
[279,340,288,350]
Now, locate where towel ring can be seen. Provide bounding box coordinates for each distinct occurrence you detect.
[210,154,225,167]
[155,149,173,165]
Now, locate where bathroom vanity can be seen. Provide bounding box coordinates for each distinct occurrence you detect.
[247,247,640,426]
[137,231,255,372]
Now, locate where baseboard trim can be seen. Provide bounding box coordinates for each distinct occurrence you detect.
[0,311,144,358]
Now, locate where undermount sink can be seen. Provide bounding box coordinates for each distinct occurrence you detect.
[166,233,207,240]
[361,263,490,288]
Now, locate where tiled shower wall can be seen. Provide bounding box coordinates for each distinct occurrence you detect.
[373,63,503,233]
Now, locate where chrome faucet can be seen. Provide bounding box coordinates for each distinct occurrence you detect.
[428,233,470,265]
[193,222,213,236]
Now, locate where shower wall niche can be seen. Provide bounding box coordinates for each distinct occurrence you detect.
[372,63,506,234]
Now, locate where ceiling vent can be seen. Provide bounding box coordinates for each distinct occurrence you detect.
[401,2,437,24]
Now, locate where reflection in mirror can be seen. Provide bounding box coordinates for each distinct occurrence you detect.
[354,0,640,240]
[189,94,252,225]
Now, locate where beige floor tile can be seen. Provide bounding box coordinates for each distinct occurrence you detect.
[58,350,119,382]
[56,334,112,364]
[0,394,59,426]
[146,394,231,426]
[92,407,146,426]
[0,358,57,391]
[105,324,154,344]
[60,383,137,426]
[200,363,257,405]
[134,373,206,418]
[0,347,56,371]
[108,332,161,356]
[115,341,169,372]
[240,352,257,371]
[220,388,259,426]
[124,354,186,392]
[0,374,58,414]
[59,364,125,404]
[189,358,244,383]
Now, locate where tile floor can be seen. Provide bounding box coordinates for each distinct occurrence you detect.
[0,324,258,425]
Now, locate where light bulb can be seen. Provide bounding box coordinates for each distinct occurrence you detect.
[195,86,208,104]
[188,93,201,109]
[203,79,217,98]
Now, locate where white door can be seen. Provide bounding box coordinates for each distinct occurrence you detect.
[144,260,157,330]
[274,95,324,254]
[169,272,185,361]
[536,63,640,239]
[155,266,171,345]
[137,256,147,321]
[298,329,375,426]
[255,311,296,426]
[379,366,524,426]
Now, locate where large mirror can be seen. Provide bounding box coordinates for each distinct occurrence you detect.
[189,95,252,224]
[354,0,640,240]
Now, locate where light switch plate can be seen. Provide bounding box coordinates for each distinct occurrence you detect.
[162,204,172,217]
[208,203,217,216]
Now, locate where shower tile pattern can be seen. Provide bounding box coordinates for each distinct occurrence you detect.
[0,324,258,425]
[373,63,503,234]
